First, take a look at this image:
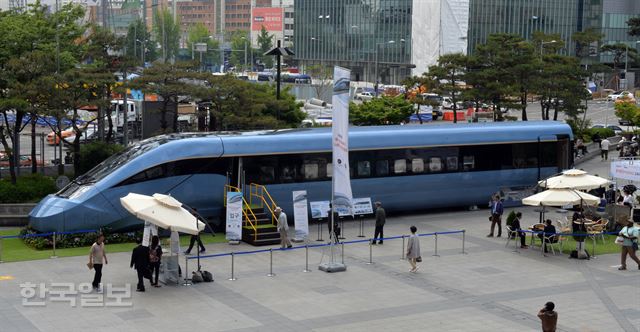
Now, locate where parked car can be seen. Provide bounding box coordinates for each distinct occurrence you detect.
[619,119,633,126]
[591,124,623,135]
[441,97,465,110]
[607,90,635,102]
[47,126,75,145]
[63,125,98,144]
[355,91,375,101]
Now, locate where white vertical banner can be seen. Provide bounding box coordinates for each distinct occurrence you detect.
[226,192,243,241]
[332,66,354,215]
[170,231,180,255]
[142,221,151,246]
[292,190,309,239]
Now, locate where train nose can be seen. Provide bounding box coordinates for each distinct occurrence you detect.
[29,195,78,232]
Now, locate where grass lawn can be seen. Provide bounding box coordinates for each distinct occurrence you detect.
[0,229,227,263]
[523,233,621,255]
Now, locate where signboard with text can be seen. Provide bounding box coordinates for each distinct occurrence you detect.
[225,192,243,241]
[251,7,283,31]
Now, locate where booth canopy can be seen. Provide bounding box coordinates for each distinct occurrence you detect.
[538,169,610,190]
[522,189,600,207]
[120,193,205,235]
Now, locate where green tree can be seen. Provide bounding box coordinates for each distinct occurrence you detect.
[187,22,220,68]
[228,31,250,70]
[424,53,468,123]
[153,8,180,63]
[573,28,604,59]
[194,74,304,131]
[349,96,414,125]
[306,64,332,99]
[131,62,199,133]
[257,26,274,68]
[125,19,156,64]
[628,17,640,36]
[535,55,588,121]
[614,100,639,126]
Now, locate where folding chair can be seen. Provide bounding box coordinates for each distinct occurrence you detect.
[542,235,561,255]
[504,225,519,249]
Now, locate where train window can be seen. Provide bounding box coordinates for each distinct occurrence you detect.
[463,156,475,171]
[146,166,164,180]
[428,157,443,172]
[446,156,458,171]
[327,163,332,178]
[260,166,275,183]
[376,160,389,176]
[280,165,298,183]
[357,161,371,177]
[394,160,406,174]
[411,159,424,173]
[303,163,319,180]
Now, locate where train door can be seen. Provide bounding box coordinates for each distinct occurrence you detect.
[227,156,245,196]
[556,134,572,171]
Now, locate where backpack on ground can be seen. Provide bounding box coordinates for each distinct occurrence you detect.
[202,270,214,282]
[192,271,204,283]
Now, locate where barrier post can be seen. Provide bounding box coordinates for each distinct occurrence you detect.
[341,242,345,264]
[228,253,237,281]
[401,235,405,260]
[0,236,4,263]
[182,256,192,286]
[303,245,311,273]
[51,232,58,259]
[267,249,275,277]
[316,219,324,242]
[591,237,597,258]
[358,216,365,238]
[432,232,440,257]
[366,239,373,265]
[461,230,467,255]
[339,218,345,240]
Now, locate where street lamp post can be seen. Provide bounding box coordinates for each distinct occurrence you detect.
[375,40,395,97]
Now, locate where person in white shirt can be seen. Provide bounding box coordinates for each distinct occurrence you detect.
[275,207,292,249]
[600,138,610,161]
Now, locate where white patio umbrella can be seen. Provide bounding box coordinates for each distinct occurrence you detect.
[522,188,600,207]
[538,169,610,190]
[120,193,205,235]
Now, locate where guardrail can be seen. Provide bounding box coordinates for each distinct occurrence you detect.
[184,230,467,282]
[0,229,98,263]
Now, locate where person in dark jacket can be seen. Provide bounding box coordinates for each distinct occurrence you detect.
[511,212,528,249]
[130,238,150,292]
[327,204,340,243]
[537,219,557,253]
[487,194,504,237]
[372,201,386,244]
[537,301,558,332]
[184,208,206,254]
[149,236,162,287]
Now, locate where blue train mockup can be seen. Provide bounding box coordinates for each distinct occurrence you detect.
[30,121,573,232]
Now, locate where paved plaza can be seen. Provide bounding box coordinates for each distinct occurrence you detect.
[1,159,639,332]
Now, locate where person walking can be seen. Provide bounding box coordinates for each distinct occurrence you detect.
[537,301,558,332]
[487,194,504,237]
[276,207,292,249]
[184,208,206,254]
[406,226,421,273]
[601,137,610,161]
[130,238,150,292]
[88,234,107,292]
[617,219,640,270]
[372,201,386,244]
[149,235,162,287]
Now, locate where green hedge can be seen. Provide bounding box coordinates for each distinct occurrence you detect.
[77,141,124,175]
[20,226,142,250]
[0,174,57,203]
[587,128,615,140]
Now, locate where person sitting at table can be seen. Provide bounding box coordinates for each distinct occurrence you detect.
[572,207,585,222]
[537,219,557,253]
[510,212,528,249]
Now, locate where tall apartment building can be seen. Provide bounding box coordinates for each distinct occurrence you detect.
[177,0,216,41]
[223,0,270,33]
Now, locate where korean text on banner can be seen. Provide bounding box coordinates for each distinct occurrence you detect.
[226,192,243,241]
[293,191,309,239]
[332,66,354,215]
[611,160,640,182]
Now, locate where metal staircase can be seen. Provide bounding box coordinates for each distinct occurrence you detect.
[224,184,281,246]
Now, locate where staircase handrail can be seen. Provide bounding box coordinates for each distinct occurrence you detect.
[249,183,278,225]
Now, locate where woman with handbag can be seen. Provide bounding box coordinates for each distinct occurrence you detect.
[406,226,421,273]
[617,219,640,270]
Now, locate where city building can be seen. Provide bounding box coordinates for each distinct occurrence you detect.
[223,0,270,33]
[177,0,216,43]
[294,0,469,84]
[272,0,293,47]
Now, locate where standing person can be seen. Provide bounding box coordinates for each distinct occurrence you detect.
[276,207,292,249]
[130,238,150,292]
[487,195,504,237]
[149,235,162,288]
[600,137,610,161]
[88,234,107,292]
[537,301,558,332]
[406,226,421,273]
[605,185,616,204]
[184,208,206,255]
[327,204,340,243]
[372,201,386,244]
[617,219,640,270]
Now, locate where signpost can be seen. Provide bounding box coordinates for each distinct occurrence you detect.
[293,190,309,242]
[226,192,243,244]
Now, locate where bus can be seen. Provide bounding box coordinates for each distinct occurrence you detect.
[30,121,573,232]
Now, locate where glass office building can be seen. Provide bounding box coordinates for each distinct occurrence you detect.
[294,0,413,84]
[468,0,603,56]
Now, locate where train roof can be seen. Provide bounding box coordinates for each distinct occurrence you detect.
[216,121,572,156]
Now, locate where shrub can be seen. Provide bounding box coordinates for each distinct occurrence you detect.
[587,127,615,139]
[0,174,57,203]
[77,141,124,175]
[20,226,142,250]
